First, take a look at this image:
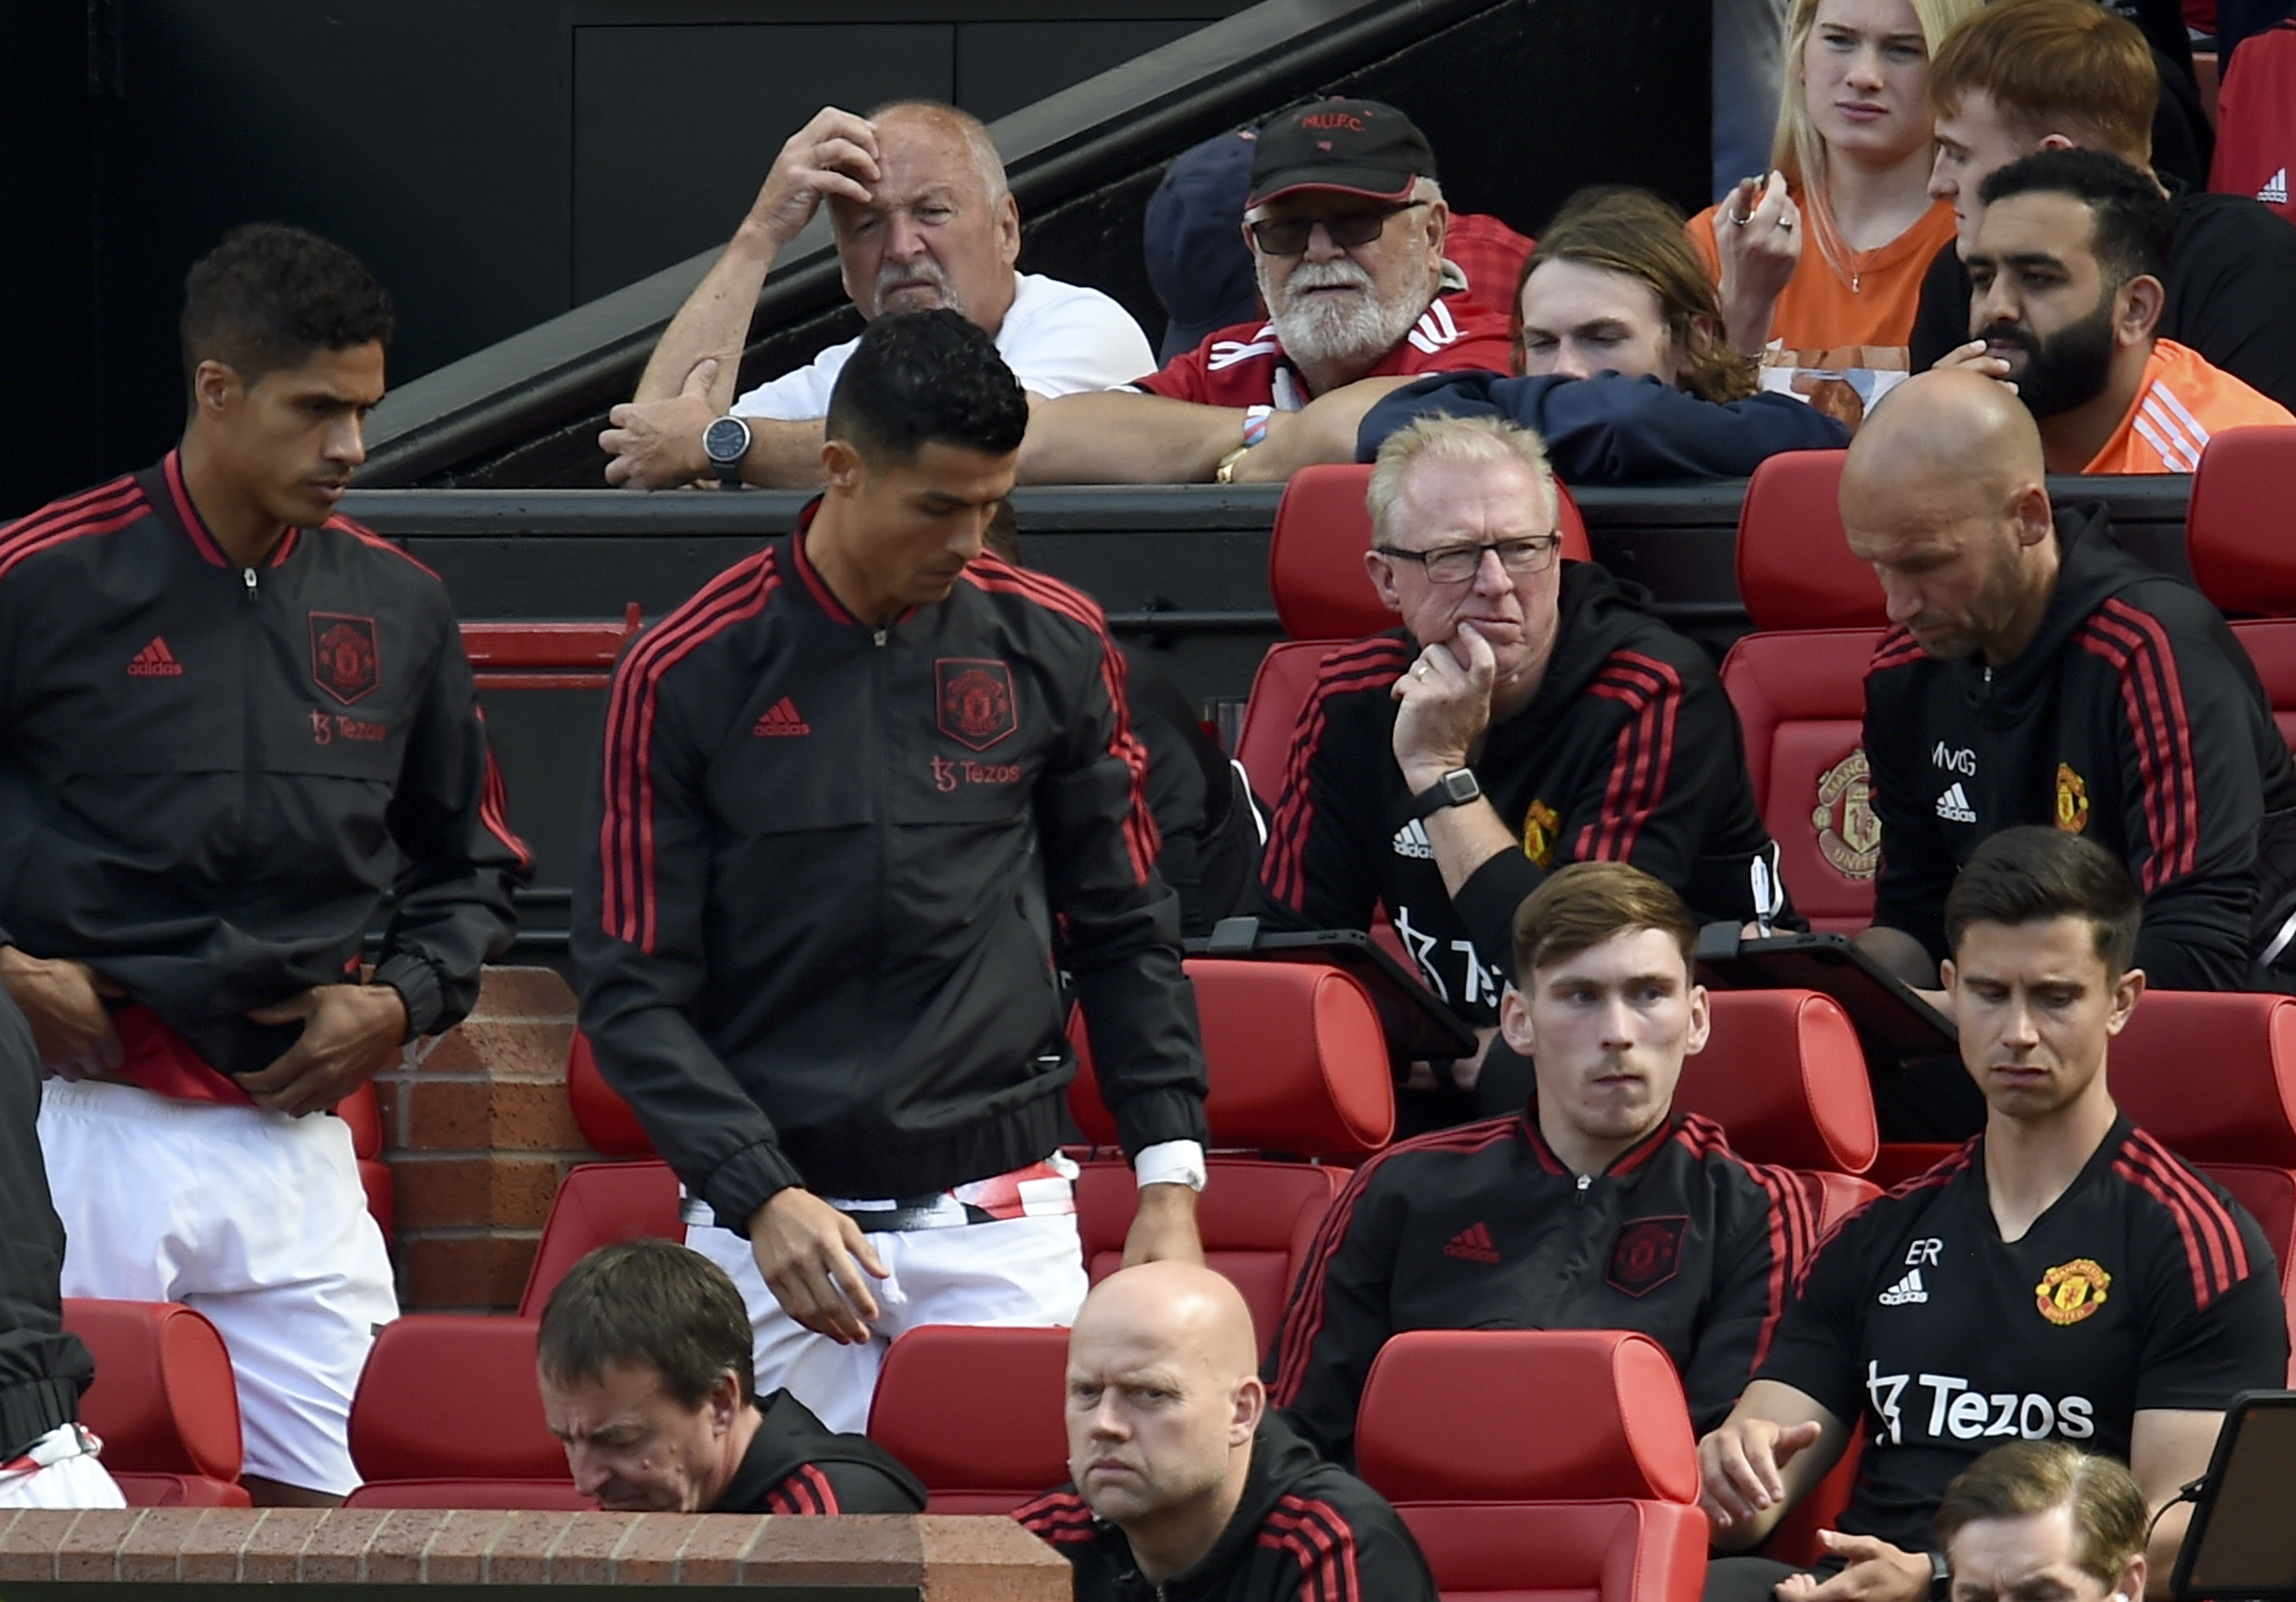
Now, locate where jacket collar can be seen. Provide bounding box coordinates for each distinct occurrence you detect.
[140,452,302,573]
[1518,1100,1684,1179]
[787,495,920,631]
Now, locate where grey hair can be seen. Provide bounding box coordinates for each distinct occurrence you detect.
[870,99,1010,207]
[1366,412,1558,548]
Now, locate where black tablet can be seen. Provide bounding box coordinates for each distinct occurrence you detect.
[2171,1390,2296,1600]
[1187,918,1480,1062]
[1694,925,1958,1067]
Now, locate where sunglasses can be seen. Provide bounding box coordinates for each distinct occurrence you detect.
[1246,201,1426,257]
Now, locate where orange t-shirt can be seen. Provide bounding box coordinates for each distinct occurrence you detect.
[1689,191,1957,432]
[2083,339,2296,474]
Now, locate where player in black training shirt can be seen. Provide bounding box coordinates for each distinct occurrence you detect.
[1697,830,2287,1602]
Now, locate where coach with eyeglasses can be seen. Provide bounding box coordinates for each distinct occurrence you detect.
[1256,412,1789,1123]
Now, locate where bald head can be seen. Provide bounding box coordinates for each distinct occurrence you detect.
[1064,1265,1266,1562]
[1839,369,2060,663]
[1845,369,2045,516]
[828,101,1021,331]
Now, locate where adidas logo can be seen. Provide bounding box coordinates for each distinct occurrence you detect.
[1391,818,1433,860]
[1935,783,1976,824]
[127,637,184,678]
[1878,1268,1929,1306]
[752,696,809,737]
[1442,1222,1501,1263]
[2261,168,2288,206]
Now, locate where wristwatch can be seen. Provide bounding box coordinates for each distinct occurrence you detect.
[1409,767,1481,818]
[1928,1551,1951,1602]
[702,414,752,489]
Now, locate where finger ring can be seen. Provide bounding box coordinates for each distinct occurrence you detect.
[1728,212,1748,227]
[1415,664,1429,677]
[1776,216,1794,230]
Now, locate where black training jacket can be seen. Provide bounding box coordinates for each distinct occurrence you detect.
[710,1389,926,1515]
[1357,370,1851,483]
[0,991,92,1458]
[0,456,529,1071]
[1258,561,1788,1023]
[1014,1413,1437,1602]
[1265,1109,1819,1461]
[1866,506,2296,990]
[572,519,1208,1226]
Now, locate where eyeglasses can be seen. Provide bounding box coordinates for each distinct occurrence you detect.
[1375,536,1562,585]
[1246,201,1425,257]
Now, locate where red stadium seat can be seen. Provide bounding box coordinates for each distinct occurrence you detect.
[459,604,643,692]
[866,1325,1069,1513]
[518,1159,684,1316]
[1235,462,1592,804]
[1733,450,1878,634]
[62,1299,247,1507]
[566,1029,655,1157]
[334,1082,395,1238]
[343,1314,583,1508]
[1355,1328,1706,1602]
[2230,622,2296,754]
[1068,957,1395,1156]
[1069,957,1391,1356]
[1722,452,1889,932]
[2187,428,2296,618]
[1681,990,1878,1178]
[2110,991,2296,1382]
[1072,1160,1344,1361]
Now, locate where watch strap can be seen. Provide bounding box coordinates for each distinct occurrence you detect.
[1408,768,1481,818]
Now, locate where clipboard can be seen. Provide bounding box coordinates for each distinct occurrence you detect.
[1188,917,1480,1062]
[2171,1389,2296,1599]
[1694,924,1958,1070]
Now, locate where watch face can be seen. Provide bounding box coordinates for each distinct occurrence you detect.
[703,415,750,465]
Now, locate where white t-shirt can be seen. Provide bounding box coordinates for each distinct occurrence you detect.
[730,272,1153,420]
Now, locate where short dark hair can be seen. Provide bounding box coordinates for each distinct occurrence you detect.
[1942,827,2142,976]
[1511,861,1699,984]
[535,1239,756,1410]
[823,309,1029,468]
[1935,1441,2146,1585]
[1976,148,2172,289]
[179,224,394,394]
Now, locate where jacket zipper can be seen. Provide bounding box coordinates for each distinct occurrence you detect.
[237,566,262,922]
[871,625,891,1010]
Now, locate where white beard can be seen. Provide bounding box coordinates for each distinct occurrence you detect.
[873,257,962,319]
[1264,258,1425,373]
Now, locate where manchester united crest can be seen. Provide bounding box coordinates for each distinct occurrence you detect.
[309,613,380,706]
[1607,1215,1687,1297]
[935,658,1018,751]
[1811,748,1881,879]
[1521,799,1561,868]
[2055,762,2089,834]
[2034,1258,2111,1326]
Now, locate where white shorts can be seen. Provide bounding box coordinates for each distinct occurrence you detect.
[687,1209,1087,1435]
[39,1079,399,1497]
[0,1425,126,1509]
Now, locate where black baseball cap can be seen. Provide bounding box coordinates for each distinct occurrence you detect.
[1145,130,1264,362]
[1246,97,1438,209]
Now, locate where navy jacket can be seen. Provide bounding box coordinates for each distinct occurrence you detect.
[1356,370,1850,481]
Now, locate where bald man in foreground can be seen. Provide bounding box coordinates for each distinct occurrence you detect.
[1015,1264,1438,1601]
[1846,369,2296,1018]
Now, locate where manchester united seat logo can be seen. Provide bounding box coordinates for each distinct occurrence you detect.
[1812,748,1881,879]
[935,659,1018,751]
[309,613,380,705]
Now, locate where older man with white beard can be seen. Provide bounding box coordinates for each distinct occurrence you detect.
[1018,98,1515,485]
[602,100,1153,490]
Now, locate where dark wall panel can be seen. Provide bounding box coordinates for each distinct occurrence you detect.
[570,24,953,303]
[958,20,1212,121]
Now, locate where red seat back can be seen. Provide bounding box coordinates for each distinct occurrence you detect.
[1069,957,1394,1156]
[1356,1329,1705,1602]
[1720,629,1886,932]
[518,1159,686,1316]
[2191,429,2296,616]
[1233,639,1345,807]
[567,1030,655,1157]
[63,1299,244,1506]
[1678,990,1877,1174]
[1734,450,1881,632]
[1268,463,1592,641]
[334,1083,395,1239]
[2231,620,2296,752]
[866,1325,1069,1513]
[2110,991,2296,1383]
[1073,1159,1345,1359]
[348,1315,572,1493]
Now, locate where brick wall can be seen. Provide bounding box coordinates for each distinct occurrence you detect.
[0,1508,1068,1594]
[375,968,603,1314]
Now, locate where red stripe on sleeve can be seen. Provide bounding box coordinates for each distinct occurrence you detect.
[1579,653,1682,863]
[2078,604,2201,890]
[596,552,780,949]
[0,479,146,581]
[1263,1496,1363,1602]
[1258,639,1412,909]
[2115,1131,2249,1305]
